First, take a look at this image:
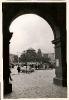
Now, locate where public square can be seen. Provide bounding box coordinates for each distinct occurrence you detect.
[4,66,67,98]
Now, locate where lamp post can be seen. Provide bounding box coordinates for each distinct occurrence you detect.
[17,52,20,66]
[24,51,26,63]
[24,51,27,73]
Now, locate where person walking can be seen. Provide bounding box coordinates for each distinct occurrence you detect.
[9,68,13,81]
[17,65,21,74]
[27,64,31,73]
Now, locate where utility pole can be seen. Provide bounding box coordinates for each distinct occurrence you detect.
[17,52,20,66]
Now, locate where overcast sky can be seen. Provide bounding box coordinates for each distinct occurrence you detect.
[9,14,54,55]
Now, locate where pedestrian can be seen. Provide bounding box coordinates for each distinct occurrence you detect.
[47,64,49,69]
[43,64,45,69]
[27,64,31,73]
[17,65,21,74]
[9,68,13,81]
[24,63,27,73]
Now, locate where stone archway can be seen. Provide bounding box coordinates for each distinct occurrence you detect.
[2,3,67,94]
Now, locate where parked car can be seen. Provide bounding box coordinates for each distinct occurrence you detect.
[21,66,26,72]
[31,68,35,72]
[20,66,35,73]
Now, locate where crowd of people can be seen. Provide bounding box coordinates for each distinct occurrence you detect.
[9,62,55,81]
[17,63,34,74]
[16,62,55,73]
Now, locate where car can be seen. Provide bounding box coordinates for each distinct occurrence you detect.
[31,68,35,72]
[20,66,35,73]
[20,66,27,72]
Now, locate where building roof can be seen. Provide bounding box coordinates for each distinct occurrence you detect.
[27,47,35,51]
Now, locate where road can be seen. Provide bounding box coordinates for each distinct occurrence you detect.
[4,66,67,98]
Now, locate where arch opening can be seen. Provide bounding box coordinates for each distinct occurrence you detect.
[8,14,56,98]
[3,3,67,96]
[9,14,55,54]
[9,11,60,40]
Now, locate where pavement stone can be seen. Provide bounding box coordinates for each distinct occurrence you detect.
[4,66,67,98]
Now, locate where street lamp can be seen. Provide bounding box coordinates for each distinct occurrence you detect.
[17,52,20,66]
[24,51,26,63]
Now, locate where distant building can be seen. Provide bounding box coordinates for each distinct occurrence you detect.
[27,47,36,54]
[21,48,42,62]
[42,53,48,58]
[26,47,37,62]
[42,53,55,63]
[48,53,55,63]
[20,48,55,63]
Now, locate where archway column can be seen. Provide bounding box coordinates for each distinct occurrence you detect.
[3,33,13,94]
[52,38,67,87]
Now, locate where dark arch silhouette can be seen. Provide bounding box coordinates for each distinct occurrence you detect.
[2,3,67,94]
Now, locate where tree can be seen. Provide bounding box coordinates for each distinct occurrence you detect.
[14,55,18,63]
[42,57,50,63]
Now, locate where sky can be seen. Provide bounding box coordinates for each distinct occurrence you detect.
[9,14,54,55]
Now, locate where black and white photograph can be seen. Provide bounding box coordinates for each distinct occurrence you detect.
[1,1,67,99]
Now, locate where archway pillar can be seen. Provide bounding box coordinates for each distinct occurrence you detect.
[52,38,67,87]
[3,33,13,94]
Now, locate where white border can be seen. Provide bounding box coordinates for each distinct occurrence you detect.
[0,0,68,100]
[0,0,68,2]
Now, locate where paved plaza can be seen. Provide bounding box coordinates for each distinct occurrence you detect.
[4,66,67,98]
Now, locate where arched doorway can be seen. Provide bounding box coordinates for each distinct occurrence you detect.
[9,14,54,55]
[2,3,67,94]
